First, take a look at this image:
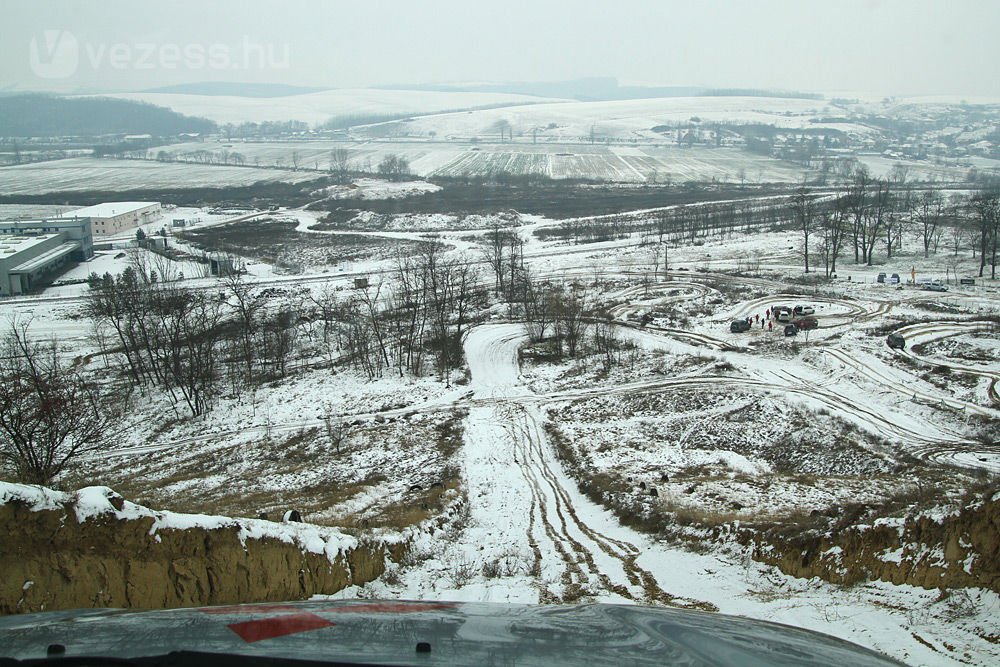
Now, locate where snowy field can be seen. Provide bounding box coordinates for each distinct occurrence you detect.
[76,138,981,187]
[856,154,997,183]
[350,96,876,143]
[0,157,319,195]
[5,141,984,196]
[5,184,1000,665]
[156,139,810,183]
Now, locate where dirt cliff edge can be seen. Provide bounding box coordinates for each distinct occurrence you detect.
[0,484,398,614]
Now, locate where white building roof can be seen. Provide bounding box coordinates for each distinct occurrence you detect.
[9,241,80,273]
[0,234,58,256]
[67,202,159,219]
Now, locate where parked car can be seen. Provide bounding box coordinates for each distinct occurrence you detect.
[783,324,799,336]
[926,283,948,292]
[730,320,752,333]
[793,305,815,315]
[776,308,793,322]
[877,272,887,283]
[795,316,818,330]
[888,273,900,285]
[886,333,905,349]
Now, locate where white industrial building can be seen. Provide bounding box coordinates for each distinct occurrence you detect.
[0,217,94,296]
[67,202,161,237]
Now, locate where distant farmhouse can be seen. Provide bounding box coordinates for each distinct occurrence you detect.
[66,202,161,237]
[0,217,94,296]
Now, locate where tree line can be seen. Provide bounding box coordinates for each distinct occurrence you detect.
[538,195,817,245]
[794,171,1000,278]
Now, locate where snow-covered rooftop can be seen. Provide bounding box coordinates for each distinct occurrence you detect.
[66,202,159,219]
[0,233,60,257]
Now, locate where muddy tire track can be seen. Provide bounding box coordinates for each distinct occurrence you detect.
[503,399,716,610]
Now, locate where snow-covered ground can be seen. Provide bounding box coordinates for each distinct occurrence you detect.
[350,96,874,142]
[313,178,442,200]
[5,189,1000,665]
[0,157,318,195]
[329,323,1000,666]
[152,139,816,183]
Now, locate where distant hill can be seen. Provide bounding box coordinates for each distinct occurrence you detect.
[0,94,217,137]
[378,78,707,102]
[377,78,825,103]
[140,82,330,98]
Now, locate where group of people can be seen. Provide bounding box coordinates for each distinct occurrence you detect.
[741,310,775,332]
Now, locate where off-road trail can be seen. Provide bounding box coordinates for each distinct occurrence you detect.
[442,323,986,666]
[464,324,716,608]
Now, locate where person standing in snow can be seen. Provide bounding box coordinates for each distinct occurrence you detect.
[765,308,770,319]
[768,321,773,332]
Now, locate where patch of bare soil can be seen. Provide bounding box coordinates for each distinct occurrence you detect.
[178,218,421,270]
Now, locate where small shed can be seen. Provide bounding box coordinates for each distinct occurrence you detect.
[211,257,236,277]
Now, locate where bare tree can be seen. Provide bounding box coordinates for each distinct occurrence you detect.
[377,154,411,181]
[309,285,343,362]
[554,285,588,358]
[0,321,123,485]
[330,147,351,183]
[915,190,944,258]
[862,178,893,265]
[793,189,813,273]
[322,404,346,456]
[522,273,556,344]
[482,223,523,302]
[846,167,870,263]
[592,320,624,371]
[820,193,849,277]
[971,191,1000,278]
[224,272,265,389]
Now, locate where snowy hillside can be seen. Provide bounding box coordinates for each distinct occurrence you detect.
[350,96,876,142]
[91,89,571,125]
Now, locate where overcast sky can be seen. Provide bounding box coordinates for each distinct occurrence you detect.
[3,0,999,97]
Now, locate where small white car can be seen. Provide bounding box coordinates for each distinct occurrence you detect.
[793,305,815,316]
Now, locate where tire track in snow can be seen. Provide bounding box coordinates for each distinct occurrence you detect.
[509,403,641,600]
[465,323,717,609]
[499,401,632,601]
[822,347,997,418]
[516,402,714,609]
[893,320,1000,406]
[500,403,591,596]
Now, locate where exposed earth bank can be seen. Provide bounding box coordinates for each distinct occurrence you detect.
[0,484,406,615]
[747,488,1000,594]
